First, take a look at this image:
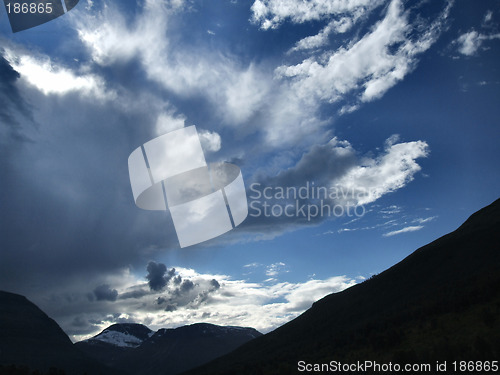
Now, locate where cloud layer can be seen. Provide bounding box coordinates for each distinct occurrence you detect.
[42,263,358,341]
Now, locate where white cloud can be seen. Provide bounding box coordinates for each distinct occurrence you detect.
[251,0,384,30]
[75,1,272,126]
[261,87,329,148]
[69,0,451,153]
[455,30,500,56]
[155,111,186,135]
[243,262,261,268]
[383,225,423,237]
[275,0,451,106]
[59,267,358,341]
[3,49,113,99]
[333,138,429,205]
[412,216,437,224]
[265,262,287,276]
[380,205,402,215]
[483,10,493,24]
[456,31,482,56]
[288,4,383,53]
[198,129,222,153]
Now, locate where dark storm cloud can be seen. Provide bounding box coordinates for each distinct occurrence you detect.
[146,262,167,291]
[0,50,181,325]
[93,284,118,302]
[72,315,90,328]
[69,316,102,336]
[146,261,176,291]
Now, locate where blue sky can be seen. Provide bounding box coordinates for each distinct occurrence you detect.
[1,0,499,341]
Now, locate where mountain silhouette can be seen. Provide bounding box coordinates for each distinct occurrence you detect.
[184,198,500,374]
[0,290,116,375]
[76,322,262,375]
[0,290,262,375]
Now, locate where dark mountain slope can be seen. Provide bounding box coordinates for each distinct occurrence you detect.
[0,291,116,375]
[185,198,500,374]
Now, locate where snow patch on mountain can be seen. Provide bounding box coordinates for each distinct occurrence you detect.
[92,330,144,348]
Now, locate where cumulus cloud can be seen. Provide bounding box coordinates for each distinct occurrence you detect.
[155,111,186,135]
[179,279,195,293]
[198,129,222,153]
[146,261,176,291]
[59,266,358,341]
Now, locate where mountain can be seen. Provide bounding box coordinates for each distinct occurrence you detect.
[77,322,262,375]
[87,323,154,347]
[128,323,262,375]
[0,291,116,375]
[0,289,262,375]
[74,323,154,370]
[184,198,500,374]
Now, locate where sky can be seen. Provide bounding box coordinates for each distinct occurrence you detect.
[0,0,499,342]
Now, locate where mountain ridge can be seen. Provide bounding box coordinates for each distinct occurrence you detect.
[0,291,262,375]
[76,321,262,375]
[184,198,500,374]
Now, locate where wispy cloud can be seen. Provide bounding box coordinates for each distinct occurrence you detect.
[274,0,453,108]
[265,262,288,276]
[251,0,385,30]
[75,0,272,126]
[455,30,500,56]
[412,216,437,224]
[383,225,423,237]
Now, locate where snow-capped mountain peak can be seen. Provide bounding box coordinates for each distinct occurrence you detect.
[92,330,143,348]
[85,323,154,348]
